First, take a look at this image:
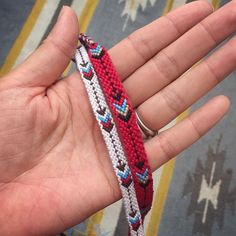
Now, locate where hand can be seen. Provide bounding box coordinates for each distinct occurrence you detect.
[0,1,234,234]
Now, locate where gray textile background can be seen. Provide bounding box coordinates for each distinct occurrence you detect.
[0,0,235,235]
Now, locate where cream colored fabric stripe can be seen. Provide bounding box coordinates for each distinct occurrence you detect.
[14,0,60,66]
[14,0,87,67]
[171,0,187,9]
[71,0,87,15]
[0,0,46,76]
[100,200,123,234]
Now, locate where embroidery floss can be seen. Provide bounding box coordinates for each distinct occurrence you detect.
[79,33,153,222]
[75,45,144,235]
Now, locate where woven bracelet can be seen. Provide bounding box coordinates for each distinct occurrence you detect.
[75,45,144,235]
[79,34,153,221]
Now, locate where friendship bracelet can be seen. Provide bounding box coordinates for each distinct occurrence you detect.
[75,45,144,235]
[79,34,153,221]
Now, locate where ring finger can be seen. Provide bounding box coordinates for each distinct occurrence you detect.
[135,34,236,131]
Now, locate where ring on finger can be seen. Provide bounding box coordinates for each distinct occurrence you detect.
[135,111,158,139]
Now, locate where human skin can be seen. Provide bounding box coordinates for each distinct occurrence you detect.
[0,1,236,234]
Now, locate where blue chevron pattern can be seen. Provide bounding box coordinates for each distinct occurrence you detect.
[113,99,128,114]
[136,168,149,184]
[90,44,104,58]
[117,168,130,179]
[90,44,102,54]
[129,214,140,224]
[81,63,92,73]
[97,109,114,133]
[98,112,111,123]
[113,98,132,121]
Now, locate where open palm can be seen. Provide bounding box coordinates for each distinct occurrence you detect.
[0,1,235,235]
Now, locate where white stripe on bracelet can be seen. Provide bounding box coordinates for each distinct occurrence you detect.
[75,45,144,236]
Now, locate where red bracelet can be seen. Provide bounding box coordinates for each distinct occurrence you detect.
[79,34,153,221]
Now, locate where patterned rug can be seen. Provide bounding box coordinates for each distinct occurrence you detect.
[0,0,235,235]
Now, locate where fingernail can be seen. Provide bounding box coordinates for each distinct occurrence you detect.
[58,6,66,21]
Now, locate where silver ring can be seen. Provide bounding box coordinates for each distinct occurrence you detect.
[135,111,158,139]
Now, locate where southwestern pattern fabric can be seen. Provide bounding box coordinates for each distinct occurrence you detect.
[0,0,235,236]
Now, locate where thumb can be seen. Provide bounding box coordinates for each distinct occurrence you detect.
[8,6,79,88]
